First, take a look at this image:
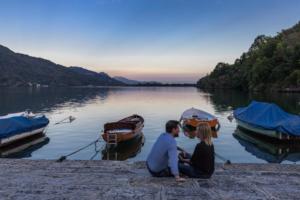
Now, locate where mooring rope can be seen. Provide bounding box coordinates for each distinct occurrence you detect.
[57,138,101,162]
[89,141,103,160]
[54,116,76,125]
[215,153,231,164]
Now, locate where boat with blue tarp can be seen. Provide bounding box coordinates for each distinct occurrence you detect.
[233,101,300,140]
[0,111,49,147]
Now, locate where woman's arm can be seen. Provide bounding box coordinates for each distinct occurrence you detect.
[191,143,202,164]
[181,158,191,164]
[178,154,191,164]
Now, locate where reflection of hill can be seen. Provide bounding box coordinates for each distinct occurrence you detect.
[0,133,49,158]
[198,89,249,113]
[0,87,110,115]
[199,89,300,114]
[233,128,300,163]
[102,134,145,161]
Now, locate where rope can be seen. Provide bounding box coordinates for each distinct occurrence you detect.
[89,141,103,160]
[57,138,100,162]
[215,153,231,164]
[55,116,76,125]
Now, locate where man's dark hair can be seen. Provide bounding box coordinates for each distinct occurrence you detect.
[166,120,180,133]
[183,124,196,132]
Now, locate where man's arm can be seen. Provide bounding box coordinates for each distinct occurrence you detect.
[168,142,179,177]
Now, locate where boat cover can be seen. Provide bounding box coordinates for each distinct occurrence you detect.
[0,115,49,139]
[234,101,300,136]
[180,108,216,121]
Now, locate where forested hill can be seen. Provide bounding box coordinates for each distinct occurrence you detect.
[0,45,123,87]
[197,22,300,92]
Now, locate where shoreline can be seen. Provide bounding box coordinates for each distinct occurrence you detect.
[0,159,299,199]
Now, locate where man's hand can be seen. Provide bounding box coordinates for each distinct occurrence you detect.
[175,176,186,182]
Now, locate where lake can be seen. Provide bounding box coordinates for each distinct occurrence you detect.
[0,87,299,164]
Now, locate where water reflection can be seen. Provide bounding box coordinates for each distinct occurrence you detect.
[233,128,300,163]
[0,133,50,158]
[0,87,299,162]
[201,89,300,114]
[0,87,110,115]
[102,134,145,161]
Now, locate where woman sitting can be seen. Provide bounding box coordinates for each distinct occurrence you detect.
[178,123,215,178]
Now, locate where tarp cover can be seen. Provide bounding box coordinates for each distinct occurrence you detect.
[180,108,216,121]
[234,101,300,136]
[0,115,49,139]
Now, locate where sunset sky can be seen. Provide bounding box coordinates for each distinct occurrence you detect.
[0,0,299,83]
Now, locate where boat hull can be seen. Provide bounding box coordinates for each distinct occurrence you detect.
[235,119,296,140]
[102,114,144,144]
[0,126,47,148]
[181,118,220,138]
[102,125,143,143]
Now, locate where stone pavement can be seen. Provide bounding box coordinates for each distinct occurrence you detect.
[0,159,299,200]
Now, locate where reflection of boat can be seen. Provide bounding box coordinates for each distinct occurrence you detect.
[233,128,300,163]
[234,101,300,140]
[0,133,49,158]
[102,115,144,145]
[180,108,220,138]
[102,134,145,161]
[0,112,49,147]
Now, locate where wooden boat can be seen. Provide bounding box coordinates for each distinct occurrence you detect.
[180,108,220,138]
[0,112,49,148]
[234,101,300,140]
[102,114,144,145]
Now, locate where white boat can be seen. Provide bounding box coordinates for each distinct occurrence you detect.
[235,119,290,140]
[0,111,49,147]
[234,101,300,140]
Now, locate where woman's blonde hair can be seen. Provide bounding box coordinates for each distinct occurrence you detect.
[196,122,213,146]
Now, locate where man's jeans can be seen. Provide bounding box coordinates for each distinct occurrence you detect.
[146,162,173,177]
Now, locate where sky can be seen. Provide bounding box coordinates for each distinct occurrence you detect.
[0,0,299,83]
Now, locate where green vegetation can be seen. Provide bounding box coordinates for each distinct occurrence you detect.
[197,22,300,91]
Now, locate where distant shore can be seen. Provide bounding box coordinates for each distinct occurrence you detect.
[0,84,197,88]
[197,87,300,93]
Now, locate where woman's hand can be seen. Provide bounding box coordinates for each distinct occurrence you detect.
[179,155,190,164]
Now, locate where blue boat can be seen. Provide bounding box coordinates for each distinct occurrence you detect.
[233,101,300,140]
[0,112,49,147]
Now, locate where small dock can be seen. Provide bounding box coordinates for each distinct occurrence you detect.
[0,159,299,200]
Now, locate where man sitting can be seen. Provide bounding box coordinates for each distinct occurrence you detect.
[146,120,185,182]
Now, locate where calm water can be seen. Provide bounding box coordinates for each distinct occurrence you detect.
[0,87,299,164]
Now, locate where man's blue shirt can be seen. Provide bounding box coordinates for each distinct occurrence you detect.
[146,132,179,176]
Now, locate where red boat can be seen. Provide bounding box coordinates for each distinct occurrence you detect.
[102,115,144,145]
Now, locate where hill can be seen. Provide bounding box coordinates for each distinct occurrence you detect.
[69,67,123,86]
[113,76,140,85]
[0,45,123,87]
[197,22,300,92]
